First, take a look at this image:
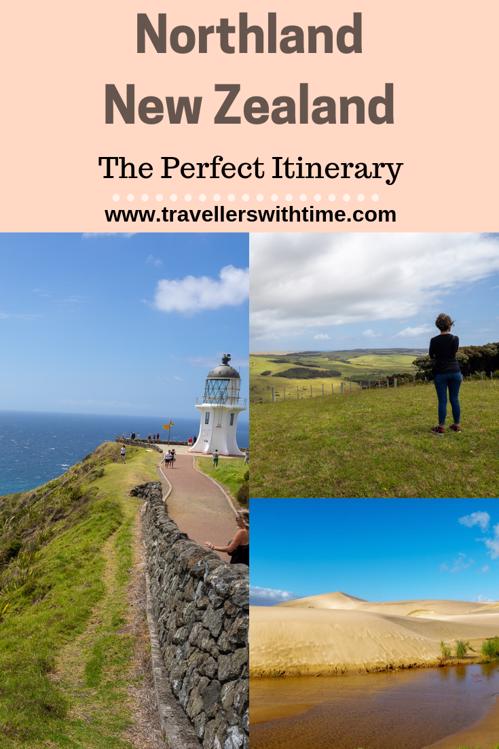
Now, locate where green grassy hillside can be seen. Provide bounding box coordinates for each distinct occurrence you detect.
[251,351,419,403]
[0,443,158,747]
[251,381,499,498]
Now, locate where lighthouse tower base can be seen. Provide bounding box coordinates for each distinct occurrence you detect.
[190,404,245,457]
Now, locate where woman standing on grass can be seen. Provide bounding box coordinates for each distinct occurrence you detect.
[429,313,463,435]
[205,510,249,566]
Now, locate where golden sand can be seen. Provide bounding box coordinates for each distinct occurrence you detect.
[250,592,499,678]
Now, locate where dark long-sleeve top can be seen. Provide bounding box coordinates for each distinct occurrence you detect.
[429,334,460,374]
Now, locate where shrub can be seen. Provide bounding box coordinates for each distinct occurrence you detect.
[440,641,452,659]
[67,486,83,502]
[455,640,470,658]
[481,637,499,660]
[274,367,341,380]
[236,482,249,507]
[414,342,499,378]
[0,538,22,565]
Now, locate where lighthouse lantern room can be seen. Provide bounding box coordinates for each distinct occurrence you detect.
[190,354,246,457]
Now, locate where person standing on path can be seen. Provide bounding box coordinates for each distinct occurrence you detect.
[429,313,463,435]
[212,450,219,468]
[120,445,126,463]
[205,511,249,566]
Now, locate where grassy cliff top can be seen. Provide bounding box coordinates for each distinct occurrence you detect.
[0,442,159,747]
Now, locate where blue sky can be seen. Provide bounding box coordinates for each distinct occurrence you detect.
[250,499,499,604]
[251,233,499,350]
[0,233,248,417]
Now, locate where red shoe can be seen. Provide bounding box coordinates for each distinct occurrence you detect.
[431,426,445,435]
[449,424,462,432]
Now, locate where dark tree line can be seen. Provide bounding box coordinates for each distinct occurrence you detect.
[349,372,416,388]
[274,367,342,379]
[414,342,499,379]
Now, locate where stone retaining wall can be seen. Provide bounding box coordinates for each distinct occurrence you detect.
[136,482,249,749]
[117,438,164,452]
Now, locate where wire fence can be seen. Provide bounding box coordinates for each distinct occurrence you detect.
[252,372,497,403]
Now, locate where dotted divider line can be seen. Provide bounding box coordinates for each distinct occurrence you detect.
[112,193,381,203]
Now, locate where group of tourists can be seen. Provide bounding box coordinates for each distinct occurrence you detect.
[128,432,161,443]
[164,448,176,468]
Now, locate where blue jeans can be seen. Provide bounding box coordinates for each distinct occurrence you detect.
[434,372,462,425]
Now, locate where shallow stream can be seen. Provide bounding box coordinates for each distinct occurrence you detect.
[251,663,499,749]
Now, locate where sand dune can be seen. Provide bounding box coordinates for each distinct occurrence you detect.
[280,591,367,609]
[250,592,499,677]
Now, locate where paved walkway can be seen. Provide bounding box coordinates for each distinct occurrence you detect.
[157,446,237,562]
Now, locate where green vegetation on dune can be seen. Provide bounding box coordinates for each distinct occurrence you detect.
[482,637,499,660]
[0,443,158,748]
[251,381,499,498]
[196,457,248,507]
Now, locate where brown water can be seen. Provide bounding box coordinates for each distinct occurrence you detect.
[251,663,499,749]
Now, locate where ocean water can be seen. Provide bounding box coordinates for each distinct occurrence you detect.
[0,411,249,495]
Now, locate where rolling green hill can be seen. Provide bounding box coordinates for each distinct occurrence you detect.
[0,443,158,747]
[251,350,421,403]
[251,380,499,498]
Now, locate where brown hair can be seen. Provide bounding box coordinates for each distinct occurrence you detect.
[237,510,249,529]
[435,313,454,332]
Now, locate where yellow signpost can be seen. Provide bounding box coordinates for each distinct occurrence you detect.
[162,421,175,445]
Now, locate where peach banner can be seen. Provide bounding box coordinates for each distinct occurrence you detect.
[0,0,498,231]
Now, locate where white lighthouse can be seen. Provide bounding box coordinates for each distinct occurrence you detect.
[190,354,246,457]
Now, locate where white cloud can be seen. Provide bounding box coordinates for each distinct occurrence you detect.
[60,295,84,304]
[459,512,490,532]
[250,586,295,606]
[81,233,135,239]
[363,328,381,339]
[484,524,499,560]
[146,254,163,267]
[251,233,499,341]
[395,324,433,338]
[440,552,475,574]
[458,512,499,563]
[32,288,84,305]
[32,288,52,299]
[0,311,40,320]
[313,333,330,341]
[481,565,490,574]
[59,398,139,411]
[154,265,249,314]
